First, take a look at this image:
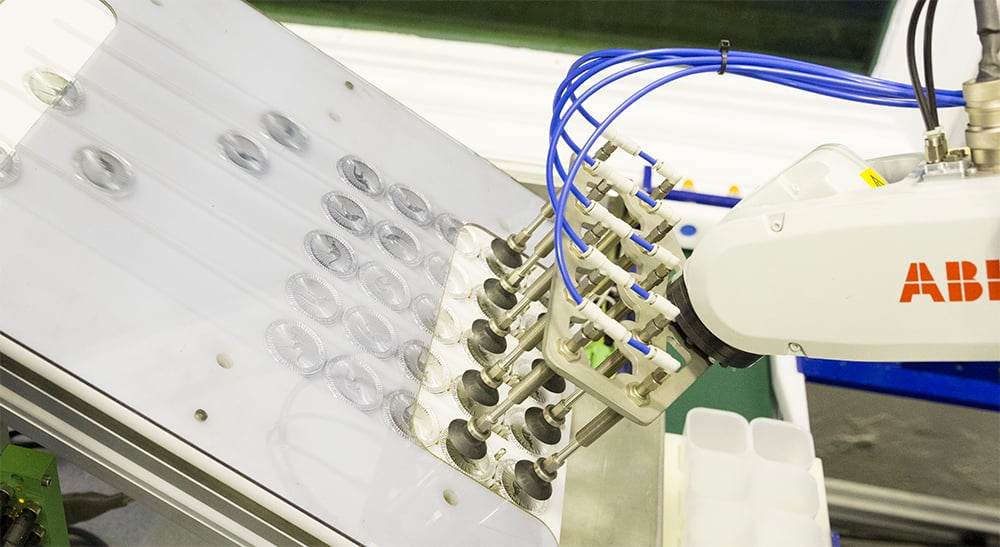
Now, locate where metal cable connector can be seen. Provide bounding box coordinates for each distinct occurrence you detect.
[924,127,949,164]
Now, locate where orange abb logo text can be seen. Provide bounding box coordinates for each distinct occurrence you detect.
[900,260,1000,302]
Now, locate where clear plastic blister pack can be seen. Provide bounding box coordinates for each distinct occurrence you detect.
[0,1,552,545]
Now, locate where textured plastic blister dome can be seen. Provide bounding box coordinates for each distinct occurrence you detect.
[264,320,326,376]
[337,155,384,197]
[324,354,383,412]
[373,222,422,266]
[322,192,371,236]
[386,184,434,226]
[305,231,358,278]
[342,306,398,358]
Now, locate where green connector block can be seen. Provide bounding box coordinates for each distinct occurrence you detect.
[585,339,615,368]
[1,445,68,546]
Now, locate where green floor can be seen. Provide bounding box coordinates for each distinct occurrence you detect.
[664,357,774,434]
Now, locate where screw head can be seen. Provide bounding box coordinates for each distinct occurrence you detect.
[557,338,581,361]
[193,409,208,422]
[788,342,802,353]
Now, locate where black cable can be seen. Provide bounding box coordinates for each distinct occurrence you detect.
[66,527,109,547]
[6,430,42,450]
[906,0,934,130]
[8,440,42,450]
[924,0,940,127]
[836,532,994,547]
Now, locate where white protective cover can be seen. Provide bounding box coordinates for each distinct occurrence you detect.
[684,145,1000,362]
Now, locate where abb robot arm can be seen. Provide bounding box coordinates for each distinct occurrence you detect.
[669,144,1000,367]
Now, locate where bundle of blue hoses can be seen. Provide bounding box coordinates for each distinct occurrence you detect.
[543,47,964,357]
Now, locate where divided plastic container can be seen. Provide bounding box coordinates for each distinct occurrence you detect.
[680,408,825,547]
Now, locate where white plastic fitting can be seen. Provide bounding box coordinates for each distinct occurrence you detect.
[643,292,681,321]
[642,200,683,226]
[601,128,641,156]
[578,298,681,373]
[577,245,636,288]
[580,200,635,239]
[653,160,684,185]
[591,161,685,227]
[577,299,631,344]
[644,346,682,373]
[578,244,680,322]
[643,242,683,270]
[580,201,681,268]
[590,160,640,197]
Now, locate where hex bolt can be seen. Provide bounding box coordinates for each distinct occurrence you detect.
[627,368,671,406]
[593,141,618,162]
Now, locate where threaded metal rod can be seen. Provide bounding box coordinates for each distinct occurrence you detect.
[473,359,555,433]
[540,406,624,474]
[507,205,554,253]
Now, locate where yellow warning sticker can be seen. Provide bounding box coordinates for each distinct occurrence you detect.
[861,168,888,188]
